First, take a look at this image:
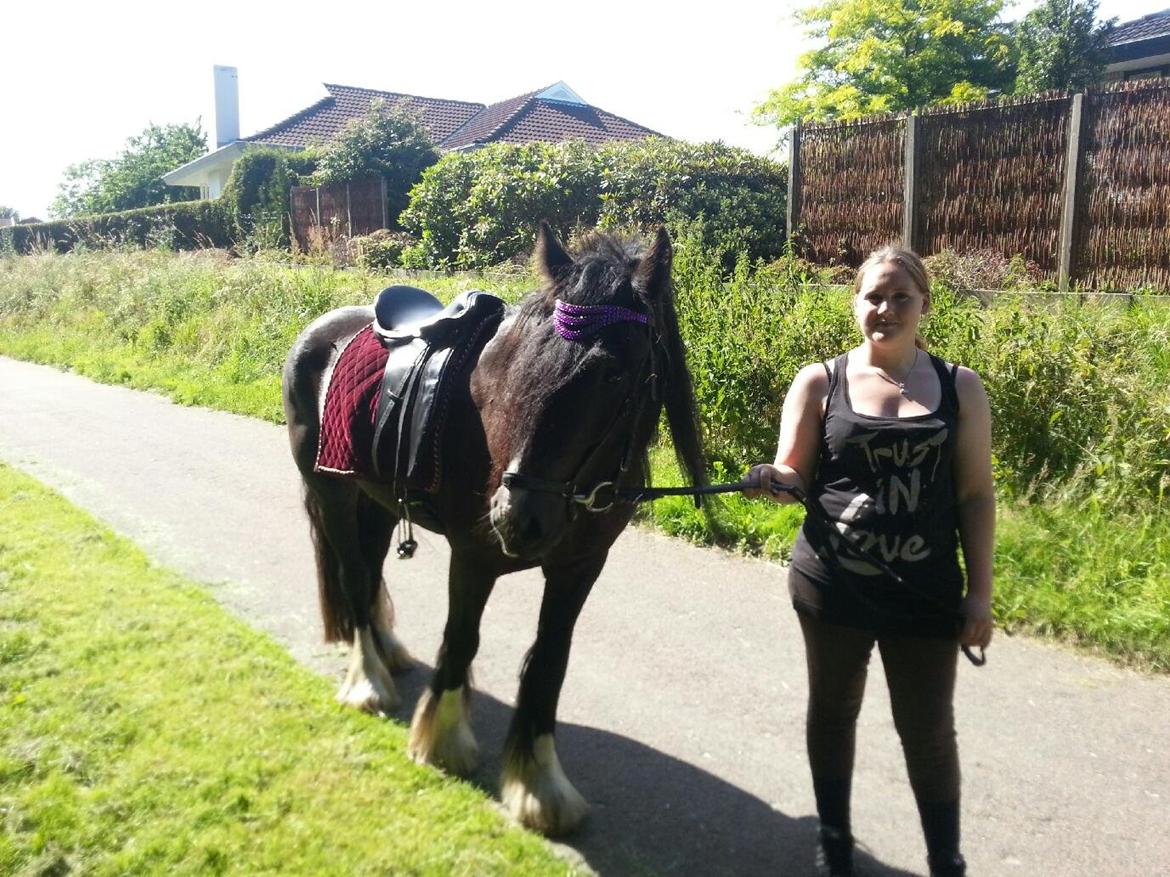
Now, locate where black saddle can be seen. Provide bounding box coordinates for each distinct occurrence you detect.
[369,285,505,495]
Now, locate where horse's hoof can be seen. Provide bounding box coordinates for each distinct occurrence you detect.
[408,687,479,776]
[338,627,400,714]
[336,675,400,714]
[501,734,589,836]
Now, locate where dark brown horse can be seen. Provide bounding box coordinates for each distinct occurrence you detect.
[282,225,705,834]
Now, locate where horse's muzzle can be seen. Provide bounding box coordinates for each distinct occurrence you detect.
[489,483,568,560]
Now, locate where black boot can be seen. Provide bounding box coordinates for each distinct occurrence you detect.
[815,825,855,876]
[927,851,966,876]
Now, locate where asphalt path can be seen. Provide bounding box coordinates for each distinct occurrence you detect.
[2,355,1168,876]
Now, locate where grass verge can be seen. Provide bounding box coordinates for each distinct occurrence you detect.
[0,464,579,876]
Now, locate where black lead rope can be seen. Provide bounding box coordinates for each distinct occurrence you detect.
[626,479,986,667]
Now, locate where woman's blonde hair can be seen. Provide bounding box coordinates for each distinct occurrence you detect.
[854,246,931,349]
[853,246,930,298]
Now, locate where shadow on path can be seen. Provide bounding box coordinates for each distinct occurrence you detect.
[389,666,918,877]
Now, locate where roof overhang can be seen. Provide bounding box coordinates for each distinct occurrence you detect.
[162,141,250,186]
[1107,34,1170,65]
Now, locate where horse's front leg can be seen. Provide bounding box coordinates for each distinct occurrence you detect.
[408,550,496,777]
[501,552,605,836]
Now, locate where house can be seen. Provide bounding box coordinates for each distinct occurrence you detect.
[163,68,661,200]
[1104,8,1170,81]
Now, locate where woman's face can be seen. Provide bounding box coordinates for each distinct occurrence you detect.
[854,261,929,344]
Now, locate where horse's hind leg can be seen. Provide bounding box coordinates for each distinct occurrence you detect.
[409,550,496,777]
[304,478,400,714]
[356,492,413,674]
[500,553,604,836]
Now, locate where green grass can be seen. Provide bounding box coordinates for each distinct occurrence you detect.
[1,248,1168,671]
[0,464,580,876]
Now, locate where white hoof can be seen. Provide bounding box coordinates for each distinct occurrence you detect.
[501,734,589,836]
[408,686,479,776]
[337,627,399,714]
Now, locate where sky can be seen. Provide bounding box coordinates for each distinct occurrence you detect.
[3,0,1167,220]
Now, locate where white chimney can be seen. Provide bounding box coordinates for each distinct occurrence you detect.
[213,65,240,148]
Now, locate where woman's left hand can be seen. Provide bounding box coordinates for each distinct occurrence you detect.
[960,593,994,650]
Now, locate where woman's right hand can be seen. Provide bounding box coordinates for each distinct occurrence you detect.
[742,463,799,502]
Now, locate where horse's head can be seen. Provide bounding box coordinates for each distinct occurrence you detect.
[474,223,704,561]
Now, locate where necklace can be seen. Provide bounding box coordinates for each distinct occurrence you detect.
[874,348,920,397]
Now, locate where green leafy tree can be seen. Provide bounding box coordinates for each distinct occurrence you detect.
[51,122,206,218]
[313,99,440,227]
[1012,0,1115,94]
[0,205,18,222]
[755,0,1015,126]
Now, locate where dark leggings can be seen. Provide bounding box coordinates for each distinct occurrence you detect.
[798,613,961,853]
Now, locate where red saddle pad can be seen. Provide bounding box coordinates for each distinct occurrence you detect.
[315,325,388,477]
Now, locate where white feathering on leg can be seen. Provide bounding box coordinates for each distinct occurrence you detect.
[408,686,479,776]
[336,626,399,714]
[501,733,589,836]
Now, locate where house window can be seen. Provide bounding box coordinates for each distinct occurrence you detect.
[1124,66,1170,81]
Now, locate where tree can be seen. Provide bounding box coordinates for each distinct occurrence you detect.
[0,205,18,223]
[1012,0,1115,94]
[51,122,206,218]
[754,0,1016,127]
[313,100,440,227]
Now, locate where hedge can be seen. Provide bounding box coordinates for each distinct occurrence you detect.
[0,200,235,254]
[400,138,787,270]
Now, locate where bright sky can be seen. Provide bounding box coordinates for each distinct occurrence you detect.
[3,0,1166,220]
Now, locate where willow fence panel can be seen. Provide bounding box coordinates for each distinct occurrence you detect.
[290,177,387,252]
[794,118,904,268]
[791,82,1170,290]
[917,98,1069,280]
[1076,82,1170,290]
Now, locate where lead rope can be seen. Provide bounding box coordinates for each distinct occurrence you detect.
[395,499,417,559]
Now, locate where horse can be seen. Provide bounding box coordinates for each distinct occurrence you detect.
[281,224,706,835]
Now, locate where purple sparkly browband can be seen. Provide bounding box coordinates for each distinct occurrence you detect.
[553,299,650,340]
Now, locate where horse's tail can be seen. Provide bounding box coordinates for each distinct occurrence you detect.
[303,487,355,644]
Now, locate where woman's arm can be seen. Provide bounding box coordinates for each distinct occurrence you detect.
[953,366,996,648]
[744,363,828,503]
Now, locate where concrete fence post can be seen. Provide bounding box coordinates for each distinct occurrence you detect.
[1058,93,1086,293]
[902,111,921,252]
[787,120,802,253]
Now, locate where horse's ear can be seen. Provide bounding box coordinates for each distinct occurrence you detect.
[635,226,673,298]
[535,221,573,286]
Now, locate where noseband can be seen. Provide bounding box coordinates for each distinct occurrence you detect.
[501,298,659,514]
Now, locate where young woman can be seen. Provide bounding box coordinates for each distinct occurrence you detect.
[745,247,994,877]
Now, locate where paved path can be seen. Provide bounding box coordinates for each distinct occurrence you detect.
[2,355,1167,876]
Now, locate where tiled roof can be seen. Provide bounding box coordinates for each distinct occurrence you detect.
[247,84,484,148]
[1109,9,1170,45]
[442,95,660,149]
[245,82,660,151]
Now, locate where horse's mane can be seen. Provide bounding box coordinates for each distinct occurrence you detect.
[491,230,707,492]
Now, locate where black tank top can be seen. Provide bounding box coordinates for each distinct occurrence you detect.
[789,351,964,636]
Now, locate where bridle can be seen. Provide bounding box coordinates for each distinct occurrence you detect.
[501,298,665,514]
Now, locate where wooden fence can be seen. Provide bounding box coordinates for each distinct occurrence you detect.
[290,177,388,252]
[787,81,1170,290]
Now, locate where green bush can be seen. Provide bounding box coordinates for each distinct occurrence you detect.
[222,148,319,249]
[400,139,787,269]
[596,139,788,265]
[401,141,600,269]
[0,200,235,254]
[313,100,439,229]
[351,229,416,270]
